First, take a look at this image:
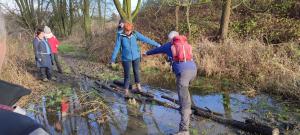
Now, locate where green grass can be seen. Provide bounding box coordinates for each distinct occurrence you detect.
[58,43,76,54]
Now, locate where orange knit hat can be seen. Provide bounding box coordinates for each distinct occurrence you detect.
[124,22,134,32]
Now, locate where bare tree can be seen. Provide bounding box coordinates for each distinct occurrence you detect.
[83,0,92,46]
[113,0,142,22]
[15,0,50,32]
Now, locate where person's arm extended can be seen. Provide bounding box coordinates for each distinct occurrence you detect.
[33,39,42,61]
[146,43,169,55]
[135,31,161,47]
[111,34,122,63]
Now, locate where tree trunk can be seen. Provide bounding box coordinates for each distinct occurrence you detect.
[175,5,179,31]
[113,0,142,22]
[219,0,232,42]
[186,2,191,40]
[83,0,92,46]
[103,0,107,29]
[98,0,102,24]
[69,0,74,35]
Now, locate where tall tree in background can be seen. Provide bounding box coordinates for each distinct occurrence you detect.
[103,0,107,28]
[69,0,74,35]
[50,0,72,37]
[175,5,179,31]
[184,0,192,40]
[98,0,107,29]
[113,0,142,22]
[83,0,92,46]
[219,0,232,42]
[167,0,192,39]
[15,0,50,32]
[98,0,102,22]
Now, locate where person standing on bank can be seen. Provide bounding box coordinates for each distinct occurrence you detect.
[144,31,197,135]
[111,22,161,95]
[33,28,54,82]
[44,26,63,74]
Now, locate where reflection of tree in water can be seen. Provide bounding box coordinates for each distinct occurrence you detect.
[222,93,232,119]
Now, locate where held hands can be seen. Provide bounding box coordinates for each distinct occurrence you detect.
[142,52,148,57]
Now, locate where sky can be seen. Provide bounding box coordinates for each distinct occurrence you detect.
[0,0,139,12]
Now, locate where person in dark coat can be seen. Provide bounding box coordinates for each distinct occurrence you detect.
[33,28,53,82]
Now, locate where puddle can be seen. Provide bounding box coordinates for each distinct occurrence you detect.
[26,84,300,135]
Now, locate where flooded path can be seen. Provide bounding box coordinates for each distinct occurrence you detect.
[25,82,300,135]
[24,53,299,135]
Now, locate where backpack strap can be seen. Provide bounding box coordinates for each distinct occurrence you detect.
[182,44,187,62]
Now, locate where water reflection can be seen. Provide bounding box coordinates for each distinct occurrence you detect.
[222,93,232,119]
[27,86,300,135]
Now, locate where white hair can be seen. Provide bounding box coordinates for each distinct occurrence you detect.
[44,26,52,34]
[168,31,179,41]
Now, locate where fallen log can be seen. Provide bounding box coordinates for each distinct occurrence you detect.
[113,80,222,116]
[161,95,223,116]
[95,80,178,109]
[112,80,279,135]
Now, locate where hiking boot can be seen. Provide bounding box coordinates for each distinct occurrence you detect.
[42,78,49,82]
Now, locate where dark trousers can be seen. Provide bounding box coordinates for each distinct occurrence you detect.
[122,59,140,89]
[52,53,62,73]
[40,67,52,80]
[176,69,197,132]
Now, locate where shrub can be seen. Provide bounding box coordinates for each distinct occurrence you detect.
[195,39,300,99]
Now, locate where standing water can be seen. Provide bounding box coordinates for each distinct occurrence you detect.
[26,83,300,135]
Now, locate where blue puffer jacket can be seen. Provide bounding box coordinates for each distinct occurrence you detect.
[111,31,161,62]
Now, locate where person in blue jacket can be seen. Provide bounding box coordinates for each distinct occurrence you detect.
[144,31,197,135]
[111,22,161,95]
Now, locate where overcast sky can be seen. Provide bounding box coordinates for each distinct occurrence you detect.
[0,0,139,12]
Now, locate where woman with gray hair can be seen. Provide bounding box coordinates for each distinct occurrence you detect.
[144,31,197,135]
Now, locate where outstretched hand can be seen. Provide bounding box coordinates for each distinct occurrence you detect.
[109,62,117,69]
[142,52,148,57]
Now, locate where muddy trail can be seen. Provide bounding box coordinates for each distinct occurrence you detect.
[25,50,300,135]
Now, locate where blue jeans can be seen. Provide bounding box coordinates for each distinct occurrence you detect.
[122,59,140,89]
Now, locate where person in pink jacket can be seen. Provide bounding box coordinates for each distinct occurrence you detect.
[44,26,63,73]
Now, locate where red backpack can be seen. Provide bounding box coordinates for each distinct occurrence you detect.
[171,35,192,62]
